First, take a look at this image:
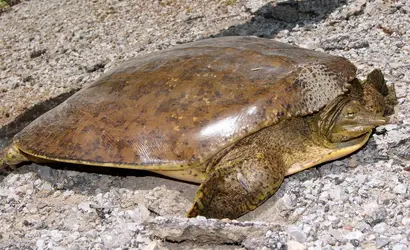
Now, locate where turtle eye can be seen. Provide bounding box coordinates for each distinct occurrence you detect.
[346,111,355,119]
[344,100,360,119]
[344,106,358,119]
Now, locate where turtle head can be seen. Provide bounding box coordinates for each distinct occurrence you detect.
[314,69,397,146]
[327,99,387,143]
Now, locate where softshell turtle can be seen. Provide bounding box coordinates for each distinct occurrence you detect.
[1,36,397,219]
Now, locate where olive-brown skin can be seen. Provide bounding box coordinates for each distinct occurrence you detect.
[0,36,397,219]
[188,75,396,218]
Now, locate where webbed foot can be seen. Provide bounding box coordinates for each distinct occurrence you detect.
[187,150,285,219]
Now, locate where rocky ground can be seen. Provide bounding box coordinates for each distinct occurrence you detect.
[0,0,409,249]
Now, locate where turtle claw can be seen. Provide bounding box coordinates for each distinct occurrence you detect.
[186,201,202,218]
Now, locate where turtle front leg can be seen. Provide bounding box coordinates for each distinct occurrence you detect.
[187,147,285,219]
[0,144,29,170]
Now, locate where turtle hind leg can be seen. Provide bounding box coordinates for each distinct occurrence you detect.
[187,147,285,219]
[0,144,29,171]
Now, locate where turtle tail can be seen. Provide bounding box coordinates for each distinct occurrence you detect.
[0,144,28,172]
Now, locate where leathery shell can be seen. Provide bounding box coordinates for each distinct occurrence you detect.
[14,36,356,167]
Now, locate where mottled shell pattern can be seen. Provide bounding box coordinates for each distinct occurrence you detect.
[14,36,356,168]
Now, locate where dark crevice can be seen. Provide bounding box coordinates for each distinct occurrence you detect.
[156,236,244,248]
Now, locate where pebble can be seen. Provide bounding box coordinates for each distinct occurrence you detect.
[36,239,45,250]
[393,184,407,194]
[340,0,366,19]
[62,190,74,198]
[0,188,9,197]
[40,182,53,192]
[6,174,20,184]
[343,242,356,249]
[26,203,38,214]
[329,186,345,201]
[403,200,410,208]
[302,224,312,235]
[402,217,410,226]
[367,178,385,188]
[287,226,307,243]
[390,234,404,241]
[77,201,94,213]
[37,167,54,182]
[282,193,297,209]
[351,222,363,232]
[375,237,390,248]
[384,124,399,131]
[392,243,408,250]
[350,239,360,247]
[329,229,343,241]
[143,241,163,250]
[327,215,338,222]
[68,232,80,241]
[347,158,358,168]
[345,231,364,241]
[319,191,330,201]
[287,240,307,250]
[51,230,63,242]
[195,216,207,221]
[365,208,387,227]
[127,205,150,224]
[126,223,139,232]
[373,222,387,233]
[136,234,146,243]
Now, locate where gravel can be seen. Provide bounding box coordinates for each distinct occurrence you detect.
[1,0,409,249]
